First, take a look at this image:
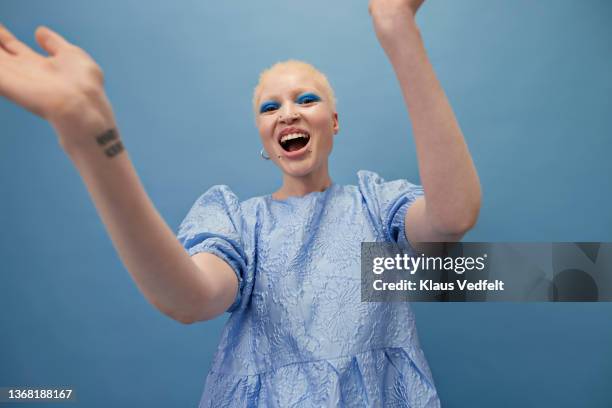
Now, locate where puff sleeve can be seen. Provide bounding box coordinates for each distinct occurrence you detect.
[357,170,424,247]
[176,185,249,314]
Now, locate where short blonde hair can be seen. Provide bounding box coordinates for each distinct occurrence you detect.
[252,60,337,117]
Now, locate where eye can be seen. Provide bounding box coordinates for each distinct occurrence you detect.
[297,93,321,105]
[260,101,280,113]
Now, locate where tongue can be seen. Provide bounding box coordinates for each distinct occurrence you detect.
[286,138,307,152]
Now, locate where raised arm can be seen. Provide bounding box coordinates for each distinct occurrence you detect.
[0,24,237,323]
[368,1,482,243]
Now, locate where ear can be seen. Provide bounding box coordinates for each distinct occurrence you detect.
[332,112,339,135]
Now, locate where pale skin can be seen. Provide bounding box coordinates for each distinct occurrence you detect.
[255,67,339,200]
[0,0,480,323]
[368,0,481,243]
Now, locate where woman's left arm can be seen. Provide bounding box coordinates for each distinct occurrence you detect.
[370,0,481,243]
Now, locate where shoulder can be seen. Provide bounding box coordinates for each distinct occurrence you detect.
[356,169,387,190]
[192,185,240,208]
[354,169,423,217]
[357,169,383,183]
[189,186,274,226]
[355,169,421,199]
[356,169,419,190]
[181,185,245,230]
[192,185,262,212]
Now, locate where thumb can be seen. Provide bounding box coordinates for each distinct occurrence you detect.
[35,26,69,56]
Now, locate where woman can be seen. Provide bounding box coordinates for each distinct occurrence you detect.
[0,0,480,406]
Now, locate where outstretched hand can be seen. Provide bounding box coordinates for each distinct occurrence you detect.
[0,24,112,143]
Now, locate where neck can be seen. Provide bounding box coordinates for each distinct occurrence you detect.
[273,163,333,200]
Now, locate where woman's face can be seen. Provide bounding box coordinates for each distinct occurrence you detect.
[255,67,339,179]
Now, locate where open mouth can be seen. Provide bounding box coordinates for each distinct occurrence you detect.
[279,132,311,152]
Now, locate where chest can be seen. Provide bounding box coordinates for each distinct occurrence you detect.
[248,197,378,313]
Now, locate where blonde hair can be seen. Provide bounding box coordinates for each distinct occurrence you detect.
[252,60,337,117]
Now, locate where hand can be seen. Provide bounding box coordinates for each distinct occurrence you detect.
[0,25,114,146]
[369,0,426,40]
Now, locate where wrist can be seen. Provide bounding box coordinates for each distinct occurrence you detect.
[372,13,421,49]
[371,6,418,29]
[50,92,117,154]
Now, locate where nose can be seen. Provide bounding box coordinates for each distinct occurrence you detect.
[278,105,300,124]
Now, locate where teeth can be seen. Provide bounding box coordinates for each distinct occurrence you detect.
[280,133,309,143]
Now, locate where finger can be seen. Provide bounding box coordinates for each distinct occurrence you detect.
[35,26,70,56]
[0,23,33,55]
[0,23,17,54]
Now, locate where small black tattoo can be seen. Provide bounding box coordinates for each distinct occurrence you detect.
[104,141,124,158]
[94,128,124,158]
[96,129,118,146]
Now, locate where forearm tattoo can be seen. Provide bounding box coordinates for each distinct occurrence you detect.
[95,128,124,158]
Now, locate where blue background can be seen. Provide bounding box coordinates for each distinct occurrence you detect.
[1,0,611,406]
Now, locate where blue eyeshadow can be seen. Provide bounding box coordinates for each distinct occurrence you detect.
[260,101,280,113]
[296,93,321,103]
[259,93,321,113]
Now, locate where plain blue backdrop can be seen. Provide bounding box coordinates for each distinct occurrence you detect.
[1,0,611,407]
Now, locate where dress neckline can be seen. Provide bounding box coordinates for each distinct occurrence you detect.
[267,183,337,203]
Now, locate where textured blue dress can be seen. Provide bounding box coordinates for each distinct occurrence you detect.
[176,170,440,407]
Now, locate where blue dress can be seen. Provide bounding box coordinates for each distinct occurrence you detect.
[176,170,440,407]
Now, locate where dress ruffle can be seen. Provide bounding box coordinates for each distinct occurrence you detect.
[200,347,440,408]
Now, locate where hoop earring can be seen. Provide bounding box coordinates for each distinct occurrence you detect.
[260,148,271,160]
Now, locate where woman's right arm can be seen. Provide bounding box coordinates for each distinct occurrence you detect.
[0,24,237,323]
